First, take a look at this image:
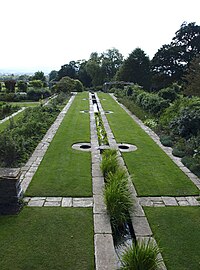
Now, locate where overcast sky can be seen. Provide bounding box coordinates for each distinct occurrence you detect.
[1,0,200,73]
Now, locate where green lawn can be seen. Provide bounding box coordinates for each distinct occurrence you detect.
[0,207,94,270]
[145,207,200,270]
[98,93,199,196]
[8,101,39,107]
[26,92,92,197]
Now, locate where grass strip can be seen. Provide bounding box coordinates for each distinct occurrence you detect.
[26,92,92,197]
[0,207,94,270]
[145,206,200,270]
[98,93,199,196]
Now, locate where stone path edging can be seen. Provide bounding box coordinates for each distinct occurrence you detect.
[110,93,200,191]
[138,196,200,207]
[20,93,77,192]
[24,196,93,207]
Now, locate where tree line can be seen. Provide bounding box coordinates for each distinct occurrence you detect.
[49,21,200,96]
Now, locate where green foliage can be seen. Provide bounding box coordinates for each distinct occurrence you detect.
[0,105,59,167]
[116,48,151,90]
[104,169,133,230]
[100,150,118,178]
[29,79,43,88]
[120,239,162,270]
[183,55,200,97]
[160,135,173,147]
[0,102,20,120]
[181,156,200,177]
[95,112,109,145]
[55,76,83,93]
[136,91,169,115]
[170,106,200,139]
[151,22,200,89]
[4,79,16,92]
[158,86,178,102]
[17,80,28,92]
[27,88,51,101]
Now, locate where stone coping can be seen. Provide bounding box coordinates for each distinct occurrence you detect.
[24,197,93,207]
[138,196,200,207]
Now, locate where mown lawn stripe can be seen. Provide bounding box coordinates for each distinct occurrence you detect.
[98,93,199,196]
[26,92,92,197]
[0,207,94,270]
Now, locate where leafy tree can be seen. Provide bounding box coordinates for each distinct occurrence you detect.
[57,61,77,81]
[29,80,43,88]
[151,22,200,90]
[101,48,123,82]
[116,48,151,90]
[85,52,103,86]
[17,80,28,92]
[183,55,200,96]
[4,80,16,92]
[55,76,83,93]
[49,70,58,82]
[32,71,46,82]
[77,60,92,87]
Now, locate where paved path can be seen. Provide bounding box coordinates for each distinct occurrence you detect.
[138,196,200,207]
[24,196,93,207]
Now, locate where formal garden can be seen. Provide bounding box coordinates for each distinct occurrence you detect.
[0,21,200,270]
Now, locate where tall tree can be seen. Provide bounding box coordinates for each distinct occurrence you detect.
[151,22,200,90]
[183,55,200,96]
[101,48,123,81]
[116,48,151,90]
[57,61,78,81]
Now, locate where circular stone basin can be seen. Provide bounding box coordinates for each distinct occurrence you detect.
[72,143,91,151]
[104,111,113,114]
[117,143,137,152]
[80,110,90,113]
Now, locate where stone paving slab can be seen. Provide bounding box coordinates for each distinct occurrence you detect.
[73,197,93,207]
[95,234,118,270]
[131,216,152,237]
[138,196,200,207]
[93,177,105,195]
[94,213,112,234]
[93,195,107,214]
[24,197,94,208]
[62,197,72,207]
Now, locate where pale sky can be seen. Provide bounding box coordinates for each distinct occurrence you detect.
[1,0,200,73]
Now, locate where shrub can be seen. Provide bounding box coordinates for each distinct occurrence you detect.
[0,105,59,167]
[100,151,118,178]
[181,156,200,177]
[170,107,200,139]
[29,80,43,88]
[120,239,162,270]
[172,148,185,158]
[104,169,133,230]
[160,135,173,147]
[27,88,51,101]
[17,80,28,92]
[158,86,178,102]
